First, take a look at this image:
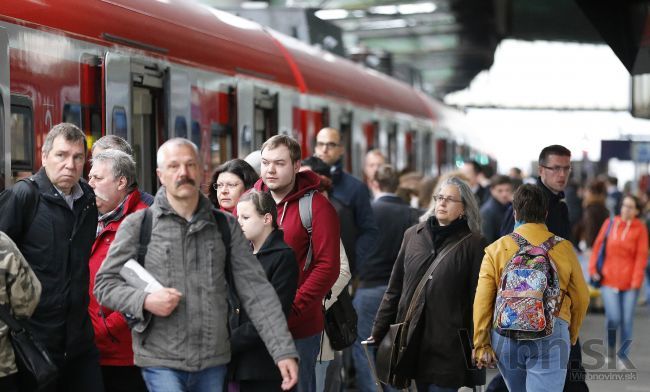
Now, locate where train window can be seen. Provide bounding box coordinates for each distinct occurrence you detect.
[62,104,82,128]
[112,107,127,139]
[10,96,34,171]
[175,116,187,138]
[191,121,201,150]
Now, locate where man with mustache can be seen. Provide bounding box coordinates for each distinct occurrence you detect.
[0,123,102,391]
[87,149,148,392]
[94,138,299,392]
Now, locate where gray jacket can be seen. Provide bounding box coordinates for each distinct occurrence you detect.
[94,188,297,371]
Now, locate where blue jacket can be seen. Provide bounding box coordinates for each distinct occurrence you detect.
[480,197,510,243]
[330,161,379,274]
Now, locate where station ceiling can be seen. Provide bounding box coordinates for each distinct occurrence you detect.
[201,0,648,99]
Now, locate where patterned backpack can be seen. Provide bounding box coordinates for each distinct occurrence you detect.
[493,232,564,340]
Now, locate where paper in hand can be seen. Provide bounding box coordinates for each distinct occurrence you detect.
[120,259,163,293]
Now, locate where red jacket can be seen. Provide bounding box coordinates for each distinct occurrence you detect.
[589,216,649,290]
[252,171,340,338]
[88,190,147,366]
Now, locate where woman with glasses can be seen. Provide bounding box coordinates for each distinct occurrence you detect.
[369,176,487,392]
[589,194,648,368]
[208,159,259,213]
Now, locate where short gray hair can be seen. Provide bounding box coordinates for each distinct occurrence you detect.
[420,176,481,233]
[92,135,133,157]
[157,138,200,168]
[91,149,137,191]
[43,123,87,156]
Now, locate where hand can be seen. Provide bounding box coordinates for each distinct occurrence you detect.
[362,336,376,345]
[591,273,601,282]
[472,347,497,369]
[143,288,182,317]
[277,358,299,391]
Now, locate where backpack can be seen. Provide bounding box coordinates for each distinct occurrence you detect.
[298,190,357,350]
[493,232,564,340]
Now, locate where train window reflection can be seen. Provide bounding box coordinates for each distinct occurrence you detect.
[10,98,33,171]
[112,107,127,139]
[191,120,201,150]
[175,116,187,138]
[63,104,82,128]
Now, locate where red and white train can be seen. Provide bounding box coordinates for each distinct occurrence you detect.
[0,0,487,193]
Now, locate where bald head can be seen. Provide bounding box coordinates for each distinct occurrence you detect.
[315,127,344,166]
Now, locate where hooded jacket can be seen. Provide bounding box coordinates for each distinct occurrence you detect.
[589,216,649,290]
[253,170,340,339]
[88,190,147,366]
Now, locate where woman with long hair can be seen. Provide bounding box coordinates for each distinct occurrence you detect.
[370,176,487,391]
[589,194,649,367]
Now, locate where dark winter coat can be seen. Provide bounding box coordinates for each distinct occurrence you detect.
[230,229,298,381]
[372,218,487,388]
[359,194,420,287]
[480,197,510,243]
[0,168,98,363]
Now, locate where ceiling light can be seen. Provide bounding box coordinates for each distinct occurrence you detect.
[315,9,349,20]
[241,1,269,9]
[361,19,408,30]
[369,5,399,15]
[398,2,437,14]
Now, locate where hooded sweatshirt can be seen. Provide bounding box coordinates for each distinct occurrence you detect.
[252,170,340,338]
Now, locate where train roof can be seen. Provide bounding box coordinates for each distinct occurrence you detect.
[0,0,436,120]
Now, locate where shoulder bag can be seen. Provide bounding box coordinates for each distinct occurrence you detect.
[0,305,58,391]
[375,233,472,389]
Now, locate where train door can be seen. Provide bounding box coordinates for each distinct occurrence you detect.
[253,87,278,146]
[0,27,8,191]
[104,54,165,193]
[387,122,398,165]
[166,69,191,139]
[339,110,353,172]
[236,79,254,157]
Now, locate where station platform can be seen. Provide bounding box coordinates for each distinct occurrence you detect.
[473,305,650,391]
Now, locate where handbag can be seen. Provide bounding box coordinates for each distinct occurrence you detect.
[591,219,613,288]
[375,233,472,389]
[0,305,58,391]
[323,287,357,350]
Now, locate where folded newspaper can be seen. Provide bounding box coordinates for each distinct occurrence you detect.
[120,259,163,293]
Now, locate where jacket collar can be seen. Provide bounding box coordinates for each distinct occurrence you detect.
[537,177,564,202]
[252,170,321,205]
[154,186,214,224]
[375,194,406,204]
[256,229,292,256]
[33,167,94,208]
[100,190,144,232]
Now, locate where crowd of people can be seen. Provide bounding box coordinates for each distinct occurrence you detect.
[0,122,647,392]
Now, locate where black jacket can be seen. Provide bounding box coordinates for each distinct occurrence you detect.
[480,197,510,243]
[500,177,571,240]
[359,194,420,287]
[229,229,298,381]
[0,168,98,363]
[372,218,486,387]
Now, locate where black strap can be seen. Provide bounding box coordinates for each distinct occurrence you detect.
[136,208,232,280]
[403,233,472,324]
[17,177,40,243]
[137,209,153,266]
[0,305,25,332]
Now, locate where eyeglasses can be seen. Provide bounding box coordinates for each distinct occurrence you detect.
[433,194,463,204]
[540,165,572,174]
[315,141,340,150]
[213,182,242,191]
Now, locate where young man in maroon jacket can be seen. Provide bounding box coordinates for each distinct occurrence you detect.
[253,135,340,392]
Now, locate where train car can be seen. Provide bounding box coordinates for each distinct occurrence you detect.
[0,0,478,194]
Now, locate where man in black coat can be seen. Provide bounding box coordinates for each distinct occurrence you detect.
[353,164,420,392]
[495,144,588,392]
[480,175,512,243]
[0,123,102,392]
